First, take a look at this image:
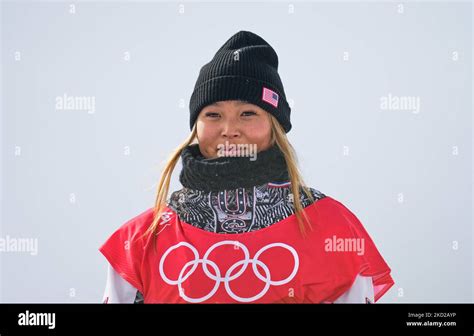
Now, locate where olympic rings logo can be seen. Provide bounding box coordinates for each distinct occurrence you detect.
[159,240,299,303]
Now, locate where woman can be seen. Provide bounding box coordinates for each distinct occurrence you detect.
[99,30,394,304]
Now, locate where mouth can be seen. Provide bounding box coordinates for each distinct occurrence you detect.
[216,142,240,148]
[215,145,238,157]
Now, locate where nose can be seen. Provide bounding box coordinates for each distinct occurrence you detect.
[221,120,241,139]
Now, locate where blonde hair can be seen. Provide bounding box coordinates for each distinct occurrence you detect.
[142,114,315,249]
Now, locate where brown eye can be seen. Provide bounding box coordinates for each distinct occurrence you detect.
[242,111,256,116]
[205,112,220,118]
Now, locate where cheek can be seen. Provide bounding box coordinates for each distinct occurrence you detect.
[244,121,271,145]
[197,121,218,144]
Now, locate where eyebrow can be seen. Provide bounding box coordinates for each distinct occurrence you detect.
[207,101,249,107]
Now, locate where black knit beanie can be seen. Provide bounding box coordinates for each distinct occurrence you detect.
[189,30,292,133]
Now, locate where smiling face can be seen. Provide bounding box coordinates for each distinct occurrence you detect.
[195,100,273,159]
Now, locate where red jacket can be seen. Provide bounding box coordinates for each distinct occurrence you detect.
[99,196,394,303]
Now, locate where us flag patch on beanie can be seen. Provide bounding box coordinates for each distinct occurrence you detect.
[262,87,279,108]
